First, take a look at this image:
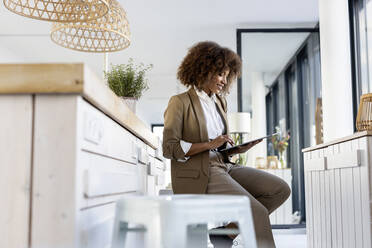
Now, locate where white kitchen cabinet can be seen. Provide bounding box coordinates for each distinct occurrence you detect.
[0,64,166,248]
[303,131,372,248]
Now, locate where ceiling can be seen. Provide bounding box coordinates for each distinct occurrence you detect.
[0,0,319,126]
[242,32,310,73]
[0,0,319,33]
[242,32,311,85]
[239,31,312,112]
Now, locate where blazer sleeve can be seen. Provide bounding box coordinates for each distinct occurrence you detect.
[162,95,188,160]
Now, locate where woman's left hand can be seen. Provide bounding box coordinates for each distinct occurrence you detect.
[227,139,263,156]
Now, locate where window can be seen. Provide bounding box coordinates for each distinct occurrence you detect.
[266,93,274,154]
[151,124,164,140]
[350,0,372,128]
[263,32,321,224]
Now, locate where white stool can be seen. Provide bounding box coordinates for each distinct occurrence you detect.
[111,194,257,248]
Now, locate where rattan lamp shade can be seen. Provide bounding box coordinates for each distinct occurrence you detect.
[50,0,130,53]
[356,93,372,131]
[3,0,109,22]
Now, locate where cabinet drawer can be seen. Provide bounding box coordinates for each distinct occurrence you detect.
[137,147,149,165]
[78,202,145,248]
[156,174,165,186]
[78,151,140,208]
[79,99,137,164]
[85,169,138,198]
[304,157,327,171]
[155,137,163,160]
[147,175,156,196]
[148,156,156,176]
[148,157,165,176]
[149,158,165,186]
[136,139,147,152]
[79,203,115,248]
[147,146,156,157]
[155,158,165,171]
[304,148,327,171]
[327,150,361,169]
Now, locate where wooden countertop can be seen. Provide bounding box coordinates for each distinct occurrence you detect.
[302,130,372,152]
[0,63,159,149]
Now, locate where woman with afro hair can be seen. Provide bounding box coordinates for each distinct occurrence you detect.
[163,41,290,248]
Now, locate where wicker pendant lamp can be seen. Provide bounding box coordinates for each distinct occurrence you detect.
[3,0,109,23]
[50,0,130,53]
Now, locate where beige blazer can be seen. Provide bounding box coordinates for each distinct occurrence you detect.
[162,88,230,194]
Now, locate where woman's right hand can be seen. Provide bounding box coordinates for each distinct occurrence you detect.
[209,135,234,150]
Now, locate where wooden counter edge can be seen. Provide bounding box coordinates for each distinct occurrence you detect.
[302,131,372,152]
[0,63,159,149]
[0,63,84,93]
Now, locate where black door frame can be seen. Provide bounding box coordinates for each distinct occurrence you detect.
[236,28,319,111]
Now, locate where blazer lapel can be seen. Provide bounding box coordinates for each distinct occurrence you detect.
[187,88,209,142]
[215,95,229,135]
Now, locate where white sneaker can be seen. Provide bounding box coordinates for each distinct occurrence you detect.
[231,234,244,248]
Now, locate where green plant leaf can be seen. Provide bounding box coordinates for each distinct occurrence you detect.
[105,59,153,98]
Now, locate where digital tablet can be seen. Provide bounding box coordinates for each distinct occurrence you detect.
[218,132,280,153]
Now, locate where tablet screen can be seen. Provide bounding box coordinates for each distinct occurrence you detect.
[219,132,280,153]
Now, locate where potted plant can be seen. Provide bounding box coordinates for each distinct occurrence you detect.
[104,58,153,113]
[230,133,248,165]
[271,126,290,169]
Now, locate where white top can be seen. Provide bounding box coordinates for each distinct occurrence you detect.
[179,89,225,161]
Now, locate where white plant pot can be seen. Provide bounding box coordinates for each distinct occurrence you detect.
[122,97,137,113]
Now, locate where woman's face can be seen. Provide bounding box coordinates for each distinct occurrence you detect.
[204,70,230,95]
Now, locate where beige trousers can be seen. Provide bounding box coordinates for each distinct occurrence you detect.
[207,151,291,248]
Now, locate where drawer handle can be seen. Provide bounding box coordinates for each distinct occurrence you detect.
[147,162,152,175]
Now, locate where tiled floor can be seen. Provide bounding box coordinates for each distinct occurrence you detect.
[273,228,306,248]
[125,227,307,247]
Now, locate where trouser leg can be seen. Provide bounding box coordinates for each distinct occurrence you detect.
[206,166,276,248]
[228,166,291,214]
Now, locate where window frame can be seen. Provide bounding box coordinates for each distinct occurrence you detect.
[237,28,320,227]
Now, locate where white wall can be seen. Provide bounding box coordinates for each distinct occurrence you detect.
[0,42,24,62]
[318,0,354,141]
[247,72,267,167]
